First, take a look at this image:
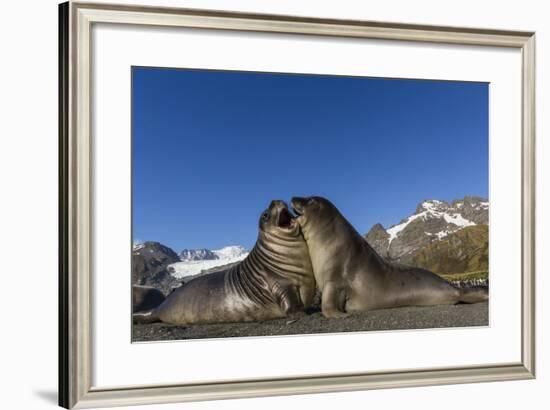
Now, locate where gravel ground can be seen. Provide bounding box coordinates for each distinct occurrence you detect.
[132,302,488,342]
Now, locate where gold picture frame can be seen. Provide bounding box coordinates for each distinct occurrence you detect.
[59,2,535,408]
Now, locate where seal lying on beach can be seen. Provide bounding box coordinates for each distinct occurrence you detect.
[133,285,166,312]
[133,200,315,325]
[291,196,488,318]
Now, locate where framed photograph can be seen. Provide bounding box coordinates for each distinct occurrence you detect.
[59,1,535,408]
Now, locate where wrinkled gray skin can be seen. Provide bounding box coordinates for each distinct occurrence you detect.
[291,196,488,319]
[133,201,315,325]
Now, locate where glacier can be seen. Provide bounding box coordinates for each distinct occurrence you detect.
[168,245,249,279]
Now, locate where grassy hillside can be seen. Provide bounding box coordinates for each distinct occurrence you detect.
[439,270,488,282]
[410,225,488,275]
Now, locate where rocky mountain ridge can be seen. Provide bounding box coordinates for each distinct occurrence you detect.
[364,196,488,266]
[179,248,218,261]
[132,241,181,294]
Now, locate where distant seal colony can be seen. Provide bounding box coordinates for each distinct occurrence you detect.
[291,196,488,318]
[133,200,315,325]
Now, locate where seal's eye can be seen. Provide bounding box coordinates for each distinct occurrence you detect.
[262,212,269,221]
[308,198,316,205]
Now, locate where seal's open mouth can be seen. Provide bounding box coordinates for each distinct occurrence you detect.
[277,208,295,229]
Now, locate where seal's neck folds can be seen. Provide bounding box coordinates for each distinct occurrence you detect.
[243,230,313,281]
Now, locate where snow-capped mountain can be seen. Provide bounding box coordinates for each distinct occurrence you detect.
[169,245,249,279]
[132,241,181,294]
[365,196,488,264]
[212,245,249,260]
[179,248,218,261]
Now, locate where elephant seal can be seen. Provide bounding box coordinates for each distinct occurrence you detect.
[133,285,166,312]
[291,196,488,318]
[134,200,315,325]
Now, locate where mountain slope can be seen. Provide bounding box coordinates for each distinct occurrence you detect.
[132,241,181,294]
[409,225,488,274]
[364,196,488,265]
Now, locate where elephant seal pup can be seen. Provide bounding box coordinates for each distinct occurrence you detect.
[134,200,315,325]
[291,196,488,318]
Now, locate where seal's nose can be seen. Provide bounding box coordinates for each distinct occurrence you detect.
[270,200,286,209]
[291,197,306,206]
[291,197,306,214]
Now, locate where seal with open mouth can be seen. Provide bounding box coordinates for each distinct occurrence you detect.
[292,196,488,318]
[134,200,315,325]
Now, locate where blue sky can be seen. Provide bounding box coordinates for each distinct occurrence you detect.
[132,67,488,251]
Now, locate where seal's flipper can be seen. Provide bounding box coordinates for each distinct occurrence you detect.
[277,285,306,319]
[458,287,489,304]
[133,308,160,324]
[321,281,348,319]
